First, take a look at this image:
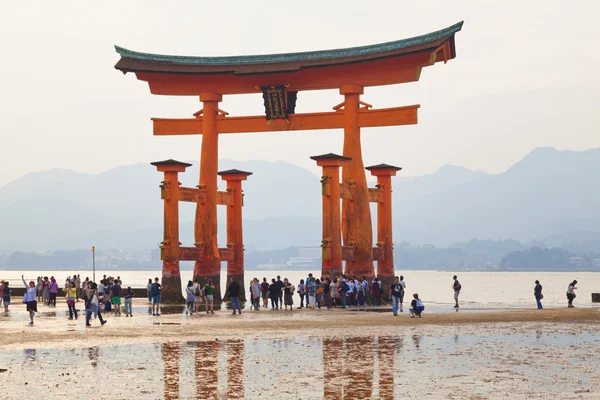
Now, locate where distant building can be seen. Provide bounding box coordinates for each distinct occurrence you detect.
[568,256,586,267]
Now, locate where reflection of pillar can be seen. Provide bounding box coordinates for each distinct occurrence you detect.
[162,342,180,400]
[323,338,343,400]
[311,154,350,279]
[219,170,252,302]
[377,336,398,400]
[195,340,219,399]
[194,92,223,300]
[366,164,401,299]
[227,339,245,399]
[152,160,191,303]
[340,85,374,278]
[344,336,374,398]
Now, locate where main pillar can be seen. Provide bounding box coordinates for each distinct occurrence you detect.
[367,164,401,298]
[340,85,374,278]
[151,159,190,303]
[194,92,223,299]
[311,153,350,279]
[219,169,252,302]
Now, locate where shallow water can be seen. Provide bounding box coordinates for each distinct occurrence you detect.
[0,323,598,399]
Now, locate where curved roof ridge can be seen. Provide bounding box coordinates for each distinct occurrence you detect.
[115,21,463,66]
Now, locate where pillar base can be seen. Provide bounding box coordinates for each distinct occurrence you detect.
[160,275,185,304]
[378,275,396,303]
[223,273,246,302]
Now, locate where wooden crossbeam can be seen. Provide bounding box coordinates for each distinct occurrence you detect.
[177,246,235,262]
[161,186,234,205]
[153,105,419,136]
[368,188,383,203]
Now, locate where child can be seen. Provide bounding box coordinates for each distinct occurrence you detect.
[409,293,425,318]
[123,286,134,317]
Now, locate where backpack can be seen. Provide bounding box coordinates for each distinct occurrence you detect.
[316,287,324,295]
[194,286,201,296]
[150,283,159,296]
[415,299,425,311]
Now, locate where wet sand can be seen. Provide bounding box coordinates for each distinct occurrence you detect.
[1,305,599,399]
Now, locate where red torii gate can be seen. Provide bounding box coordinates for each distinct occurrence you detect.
[115,21,463,302]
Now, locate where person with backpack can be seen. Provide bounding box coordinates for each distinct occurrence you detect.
[534,280,543,309]
[409,293,425,318]
[193,278,203,313]
[85,282,107,327]
[185,280,195,315]
[65,281,77,320]
[389,276,403,316]
[452,275,462,308]
[150,277,162,316]
[204,279,216,314]
[261,278,270,309]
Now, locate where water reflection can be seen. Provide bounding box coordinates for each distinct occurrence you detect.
[87,346,99,368]
[156,335,404,399]
[24,348,36,364]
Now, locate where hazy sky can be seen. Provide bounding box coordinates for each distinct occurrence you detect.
[0,1,598,187]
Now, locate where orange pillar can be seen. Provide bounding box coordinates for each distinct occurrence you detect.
[311,153,350,279]
[219,169,252,302]
[194,92,223,300]
[151,159,190,303]
[340,85,374,278]
[367,164,401,298]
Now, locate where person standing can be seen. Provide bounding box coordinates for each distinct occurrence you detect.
[146,278,153,306]
[193,278,203,313]
[75,274,81,302]
[398,275,406,312]
[36,277,43,302]
[297,279,306,309]
[307,278,317,309]
[227,277,242,315]
[276,275,284,308]
[372,278,381,306]
[323,277,332,309]
[22,275,37,325]
[567,280,578,308]
[204,279,216,314]
[261,278,269,309]
[356,278,365,306]
[282,278,295,311]
[534,280,543,309]
[48,277,59,307]
[150,277,162,316]
[123,286,134,317]
[452,275,461,308]
[269,278,279,310]
[42,277,50,305]
[65,281,78,320]
[389,276,403,316]
[251,278,261,311]
[331,278,339,307]
[111,280,122,316]
[185,281,195,315]
[2,281,10,312]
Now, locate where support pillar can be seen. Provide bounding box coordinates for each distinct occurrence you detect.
[340,85,375,278]
[194,92,223,300]
[311,153,350,279]
[219,169,252,302]
[367,163,402,299]
[151,159,191,303]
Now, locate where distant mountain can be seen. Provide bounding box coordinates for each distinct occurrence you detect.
[0,147,598,251]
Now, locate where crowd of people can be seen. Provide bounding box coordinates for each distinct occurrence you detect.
[0,273,583,325]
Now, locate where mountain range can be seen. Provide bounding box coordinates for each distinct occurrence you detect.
[0,147,598,251]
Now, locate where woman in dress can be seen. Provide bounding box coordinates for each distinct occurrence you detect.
[42,276,50,305]
[22,275,37,325]
[282,278,294,311]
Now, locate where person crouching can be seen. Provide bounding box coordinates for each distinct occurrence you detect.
[409,293,425,318]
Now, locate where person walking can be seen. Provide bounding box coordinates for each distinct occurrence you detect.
[282,278,295,311]
[185,281,195,315]
[534,280,543,309]
[85,282,107,327]
[65,281,78,320]
[297,279,306,309]
[2,281,10,312]
[204,279,216,314]
[227,277,242,315]
[567,280,578,308]
[22,275,37,325]
[452,275,461,308]
[389,276,403,316]
[123,286,134,317]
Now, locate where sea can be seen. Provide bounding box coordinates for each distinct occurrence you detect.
[2,269,598,308]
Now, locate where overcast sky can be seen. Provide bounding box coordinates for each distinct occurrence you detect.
[0,0,598,187]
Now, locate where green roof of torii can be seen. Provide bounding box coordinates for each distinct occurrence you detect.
[114,21,463,67]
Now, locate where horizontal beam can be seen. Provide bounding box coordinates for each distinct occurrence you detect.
[177,247,234,262]
[368,188,382,203]
[153,105,419,136]
[161,186,234,206]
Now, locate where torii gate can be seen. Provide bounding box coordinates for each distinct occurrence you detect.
[115,21,463,302]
